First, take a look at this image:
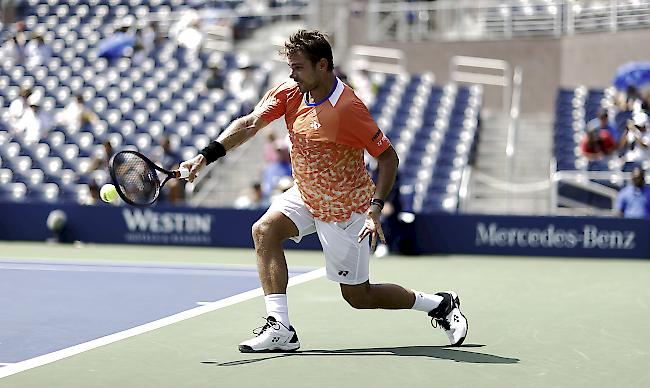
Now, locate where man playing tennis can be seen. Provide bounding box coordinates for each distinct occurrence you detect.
[181,30,467,352]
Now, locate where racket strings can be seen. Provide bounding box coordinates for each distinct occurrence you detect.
[112,152,161,205]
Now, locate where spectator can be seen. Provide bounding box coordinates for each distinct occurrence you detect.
[156,136,180,170]
[618,85,643,113]
[580,123,618,160]
[261,144,291,200]
[171,10,203,52]
[33,103,53,139]
[228,63,258,112]
[131,36,146,65]
[150,21,165,47]
[263,132,279,163]
[206,64,225,90]
[0,1,27,24]
[13,103,50,144]
[615,166,650,218]
[587,108,618,140]
[24,33,51,66]
[268,176,294,203]
[85,178,101,205]
[98,23,135,62]
[4,86,31,126]
[137,23,155,53]
[56,94,97,132]
[371,170,414,257]
[619,111,650,163]
[0,33,26,64]
[90,140,114,171]
[153,136,184,205]
[234,182,267,209]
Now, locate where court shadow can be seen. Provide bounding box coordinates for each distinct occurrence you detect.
[203,344,520,367]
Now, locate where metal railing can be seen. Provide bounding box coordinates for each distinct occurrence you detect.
[550,162,631,216]
[453,56,522,213]
[348,45,406,74]
[366,0,650,42]
[505,65,523,183]
[449,55,512,113]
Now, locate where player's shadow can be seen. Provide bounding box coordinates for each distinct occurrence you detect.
[203,344,520,367]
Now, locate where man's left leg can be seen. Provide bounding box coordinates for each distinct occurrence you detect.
[339,281,414,309]
[315,213,468,346]
[339,282,468,346]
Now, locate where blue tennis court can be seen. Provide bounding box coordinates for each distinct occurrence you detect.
[0,260,311,365]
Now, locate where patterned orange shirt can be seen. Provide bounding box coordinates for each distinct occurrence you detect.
[254,78,391,222]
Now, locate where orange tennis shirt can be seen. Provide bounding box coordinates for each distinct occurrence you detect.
[254,78,391,222]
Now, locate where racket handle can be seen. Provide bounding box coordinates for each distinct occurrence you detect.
[176,167,190,179]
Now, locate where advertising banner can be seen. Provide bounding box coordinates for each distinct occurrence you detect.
[0,203,647,258]
[412,213,649,258]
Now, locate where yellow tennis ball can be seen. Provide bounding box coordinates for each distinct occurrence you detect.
[100,184,118,203]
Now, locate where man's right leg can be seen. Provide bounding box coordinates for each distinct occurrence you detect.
[239,210,302,353]
[251,210,299,295]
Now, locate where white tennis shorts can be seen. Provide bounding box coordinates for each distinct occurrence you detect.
[268,185,370,285]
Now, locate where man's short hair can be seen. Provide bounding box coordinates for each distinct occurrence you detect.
[632,166,645,178]
[281,29,334,71]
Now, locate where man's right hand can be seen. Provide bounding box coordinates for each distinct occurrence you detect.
[180,154,207,183]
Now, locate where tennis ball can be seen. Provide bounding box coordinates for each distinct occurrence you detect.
[100,184,118,203]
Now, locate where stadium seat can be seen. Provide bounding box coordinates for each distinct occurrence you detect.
[28,182,60,203]
[0,1,477,208]
[0,182,27,202]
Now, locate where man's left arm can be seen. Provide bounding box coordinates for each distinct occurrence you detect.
[372,145,399,202]
[358,145,399,249]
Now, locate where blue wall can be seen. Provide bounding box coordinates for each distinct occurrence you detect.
[411,213,648,258]
[0,203,648,258]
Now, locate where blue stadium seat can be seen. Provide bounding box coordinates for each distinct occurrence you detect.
[0,182,27,202]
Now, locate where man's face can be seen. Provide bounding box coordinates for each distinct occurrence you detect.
[288,51,320,93]
[632,169,645,188]
[587,129,598,145]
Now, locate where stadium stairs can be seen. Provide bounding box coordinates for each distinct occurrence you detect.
[466,111,553,214]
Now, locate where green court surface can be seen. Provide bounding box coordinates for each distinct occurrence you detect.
[1,242,649,388]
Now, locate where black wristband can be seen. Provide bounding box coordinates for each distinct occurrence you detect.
[370,198,385,210]
[199,140,226,165]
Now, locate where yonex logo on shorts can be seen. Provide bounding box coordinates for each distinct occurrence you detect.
[338,270,349,276]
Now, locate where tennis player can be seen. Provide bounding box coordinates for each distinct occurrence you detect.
[181,30,467,352]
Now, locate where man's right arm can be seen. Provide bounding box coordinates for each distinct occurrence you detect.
[181,113,269,181]
[182,81,290,181]
[614,191,625,217]
[216,114,268,151]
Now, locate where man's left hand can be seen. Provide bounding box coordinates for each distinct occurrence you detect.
[357,205,386,251]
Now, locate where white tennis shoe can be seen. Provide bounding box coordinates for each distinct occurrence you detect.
[428,291,468,346]
[238,316,301,353]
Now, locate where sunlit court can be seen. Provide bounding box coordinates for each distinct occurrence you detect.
[0,243,648,387]
[1,1,650,387]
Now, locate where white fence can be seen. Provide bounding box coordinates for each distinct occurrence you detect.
[366,0,650,42]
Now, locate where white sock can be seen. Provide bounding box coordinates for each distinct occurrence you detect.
[265,294,290,327]
[411,290,443,313]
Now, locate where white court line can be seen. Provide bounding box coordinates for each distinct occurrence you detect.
[0,267,325,380]
[0,364,14,367]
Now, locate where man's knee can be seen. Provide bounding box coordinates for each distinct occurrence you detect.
[252,218,275,245]
[252,218,282,247]
[252,213,297,246]
[340,284,374,309]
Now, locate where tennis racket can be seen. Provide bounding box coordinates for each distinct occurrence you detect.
[108,150,189,206]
